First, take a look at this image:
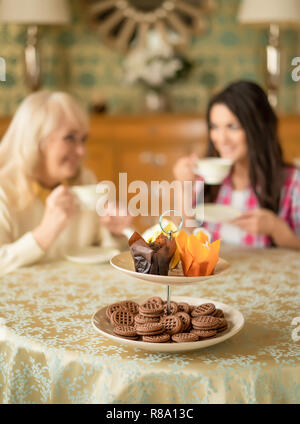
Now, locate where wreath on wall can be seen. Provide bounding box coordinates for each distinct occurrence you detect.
[86,0,215,51]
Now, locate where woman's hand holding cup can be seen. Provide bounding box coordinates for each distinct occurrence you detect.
[173,153,198,183]
[33,185,79,251]
[100,203,133,237]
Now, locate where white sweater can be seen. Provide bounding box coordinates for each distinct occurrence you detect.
[0,168,127,276]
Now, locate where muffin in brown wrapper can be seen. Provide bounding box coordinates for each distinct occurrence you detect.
[129,232,177,276]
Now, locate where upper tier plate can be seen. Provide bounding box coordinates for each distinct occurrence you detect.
[110,251,230,286]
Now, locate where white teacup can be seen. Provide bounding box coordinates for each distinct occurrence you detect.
[71,184,108,211]
[194,158,233,185]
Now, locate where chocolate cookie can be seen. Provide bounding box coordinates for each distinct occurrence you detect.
[113,325,137,338]
[110,309,135,327]
[190,328,217,338]
[136,322,164,336]
[216,320,228,333]
[163,301,179,316]
[191,315,221,330]
[177,302,190,313]
[215,318,227,328]
[134,314,160,325]
[146,296,164,306]
[191,303,216,317]
[105,302,125,321]
[189,305,197,314]
[217,325,228,333]
[172,333,199,343]
[175,311,191,332]
[161,315,182,335]
[120,300,139,315]
[211,308,224,318]
[142,334,170,343]
[139,301,164,317]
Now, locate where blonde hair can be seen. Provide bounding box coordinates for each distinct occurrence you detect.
[0,90,89,209]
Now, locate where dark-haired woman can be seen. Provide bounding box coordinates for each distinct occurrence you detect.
[173,80,300,249]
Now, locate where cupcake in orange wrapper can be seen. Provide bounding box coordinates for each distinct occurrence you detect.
[175,230,221,277]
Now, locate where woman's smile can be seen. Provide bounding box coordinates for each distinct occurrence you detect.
[218,146,237,158]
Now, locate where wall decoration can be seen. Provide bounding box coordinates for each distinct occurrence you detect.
[87,0,216,51]
[0,0,298,116]
[123,31,193,112]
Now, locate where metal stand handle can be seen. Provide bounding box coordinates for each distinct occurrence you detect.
[159,209,183,315]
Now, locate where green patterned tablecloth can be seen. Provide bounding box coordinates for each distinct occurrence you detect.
[0,245,299,403]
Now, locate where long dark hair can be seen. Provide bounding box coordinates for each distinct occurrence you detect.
[205,80,285,214]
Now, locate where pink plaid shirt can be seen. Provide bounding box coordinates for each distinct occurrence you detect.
[196,167,300,247]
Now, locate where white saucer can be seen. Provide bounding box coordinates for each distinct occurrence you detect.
[64,246,120,264]
[194,204,242,224]
[92,296,244,353]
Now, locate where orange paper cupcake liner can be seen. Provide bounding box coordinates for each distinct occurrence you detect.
[175,230,221,277]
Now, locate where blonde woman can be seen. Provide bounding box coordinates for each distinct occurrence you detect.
[0,90,132,275]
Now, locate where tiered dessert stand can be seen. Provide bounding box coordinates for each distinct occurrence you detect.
[92,211,244,352]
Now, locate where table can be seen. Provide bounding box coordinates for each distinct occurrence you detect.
[0,246,299,404]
